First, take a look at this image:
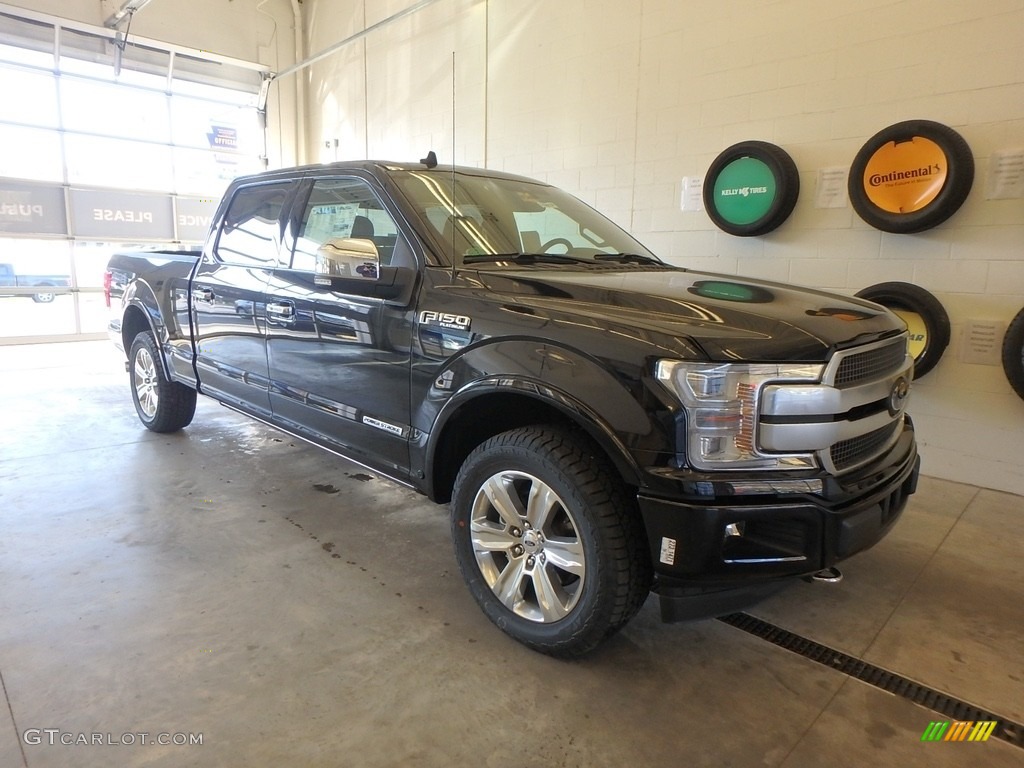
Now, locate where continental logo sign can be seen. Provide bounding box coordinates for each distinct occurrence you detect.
[863,136,948,213]
[869,164,941,187]
[920,720,997,743]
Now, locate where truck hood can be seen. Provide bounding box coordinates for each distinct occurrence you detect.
[473,267,902,362]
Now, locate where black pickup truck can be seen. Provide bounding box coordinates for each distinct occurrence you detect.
[107,159,920,656]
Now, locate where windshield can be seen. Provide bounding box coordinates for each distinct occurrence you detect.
[392,169,660,267]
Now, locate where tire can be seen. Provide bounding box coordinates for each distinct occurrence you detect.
[128,331,197,433]
[1002,306,1024,402]
[855,282,950,379]
[848,120,974,234]
[703,141,800,237]
[32,287,55,303]
[450,426,652,657]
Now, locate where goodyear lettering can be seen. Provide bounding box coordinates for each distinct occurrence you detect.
[869,165,940,186]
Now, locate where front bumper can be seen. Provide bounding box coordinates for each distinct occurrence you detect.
[636,421,920,619]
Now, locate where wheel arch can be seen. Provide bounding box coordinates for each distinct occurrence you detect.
[424,377,645,504]
[120,282,173,379]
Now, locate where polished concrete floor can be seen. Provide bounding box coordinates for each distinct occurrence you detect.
[1,341,1021,768]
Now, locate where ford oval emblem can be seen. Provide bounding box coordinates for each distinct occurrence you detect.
[888,376,910,416]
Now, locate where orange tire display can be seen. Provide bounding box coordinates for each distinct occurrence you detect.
[848,120,973,234]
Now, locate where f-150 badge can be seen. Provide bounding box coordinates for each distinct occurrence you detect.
[419,310,471,331]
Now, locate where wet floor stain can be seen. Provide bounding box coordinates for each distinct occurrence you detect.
[313,483,340,494]
[347,472,373,482]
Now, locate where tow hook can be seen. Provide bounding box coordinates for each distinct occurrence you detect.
[804,566,843,584]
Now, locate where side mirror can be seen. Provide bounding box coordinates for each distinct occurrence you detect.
[315,237,380,281]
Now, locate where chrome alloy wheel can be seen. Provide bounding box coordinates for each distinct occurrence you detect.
[133,346,159,419]
[470,470,586,623]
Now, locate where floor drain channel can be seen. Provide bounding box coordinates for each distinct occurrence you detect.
[719,612,1023,750]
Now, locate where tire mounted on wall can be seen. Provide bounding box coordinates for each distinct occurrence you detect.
[855,282,950,379]
[848,120,974,234]
[1001,306,1024,402]
[703,141,800,237]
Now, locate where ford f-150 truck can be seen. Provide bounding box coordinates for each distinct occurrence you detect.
[107,159,920,656]
[0,262,71,303]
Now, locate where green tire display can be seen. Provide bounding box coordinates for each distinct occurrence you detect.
[703,141,800,237]
[847,120,974,234]
[855,282,950,379]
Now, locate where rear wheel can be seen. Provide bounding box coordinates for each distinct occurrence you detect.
[31,286,55,303]
[451,426,651,657]
[128,331,197,433]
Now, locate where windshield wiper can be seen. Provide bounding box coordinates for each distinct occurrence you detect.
[462,252,590,265]
[592,253,665,265]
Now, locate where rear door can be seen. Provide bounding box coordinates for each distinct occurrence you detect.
[192,180,297,417]
[265,175,416,476]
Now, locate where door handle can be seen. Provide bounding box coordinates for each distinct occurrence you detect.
[192,287,214,303]
[266,301,296,320]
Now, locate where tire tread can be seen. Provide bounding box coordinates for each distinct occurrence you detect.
[451,425,651,657]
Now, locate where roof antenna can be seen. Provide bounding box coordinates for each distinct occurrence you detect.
[420,150,437,169]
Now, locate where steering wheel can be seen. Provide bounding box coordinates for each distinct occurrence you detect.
[539,237,574,253]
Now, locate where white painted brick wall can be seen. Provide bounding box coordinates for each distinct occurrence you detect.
[303,0,1024,496]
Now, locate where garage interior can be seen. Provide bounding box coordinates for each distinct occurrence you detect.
[1,1,1022,767]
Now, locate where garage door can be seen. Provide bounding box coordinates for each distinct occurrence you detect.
[0,7,269,343]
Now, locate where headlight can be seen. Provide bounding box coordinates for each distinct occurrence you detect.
[655,360,823,471]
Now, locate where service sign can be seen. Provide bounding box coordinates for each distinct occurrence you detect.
[0,181,67,235]
[69,189,174,239]
[175,196,219,242]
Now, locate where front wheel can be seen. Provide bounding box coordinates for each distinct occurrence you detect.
[128,331,197,433]
[451,426,651,657]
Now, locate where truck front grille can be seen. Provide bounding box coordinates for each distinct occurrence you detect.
[830,421,901,472]
[834,338,908,388]
[759,335,913,475]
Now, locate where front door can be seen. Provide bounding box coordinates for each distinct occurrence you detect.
[265,176,415,477]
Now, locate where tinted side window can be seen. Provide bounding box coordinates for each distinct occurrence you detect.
[291,178,403,271]
[215,181,294,266]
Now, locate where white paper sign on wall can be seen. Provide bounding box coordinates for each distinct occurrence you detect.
[986,149,1024,200]
[680,176,704,212]
[815,167,849,209]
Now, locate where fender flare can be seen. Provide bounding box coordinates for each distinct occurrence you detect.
[423,373,648,500]
[120,280,174,378]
